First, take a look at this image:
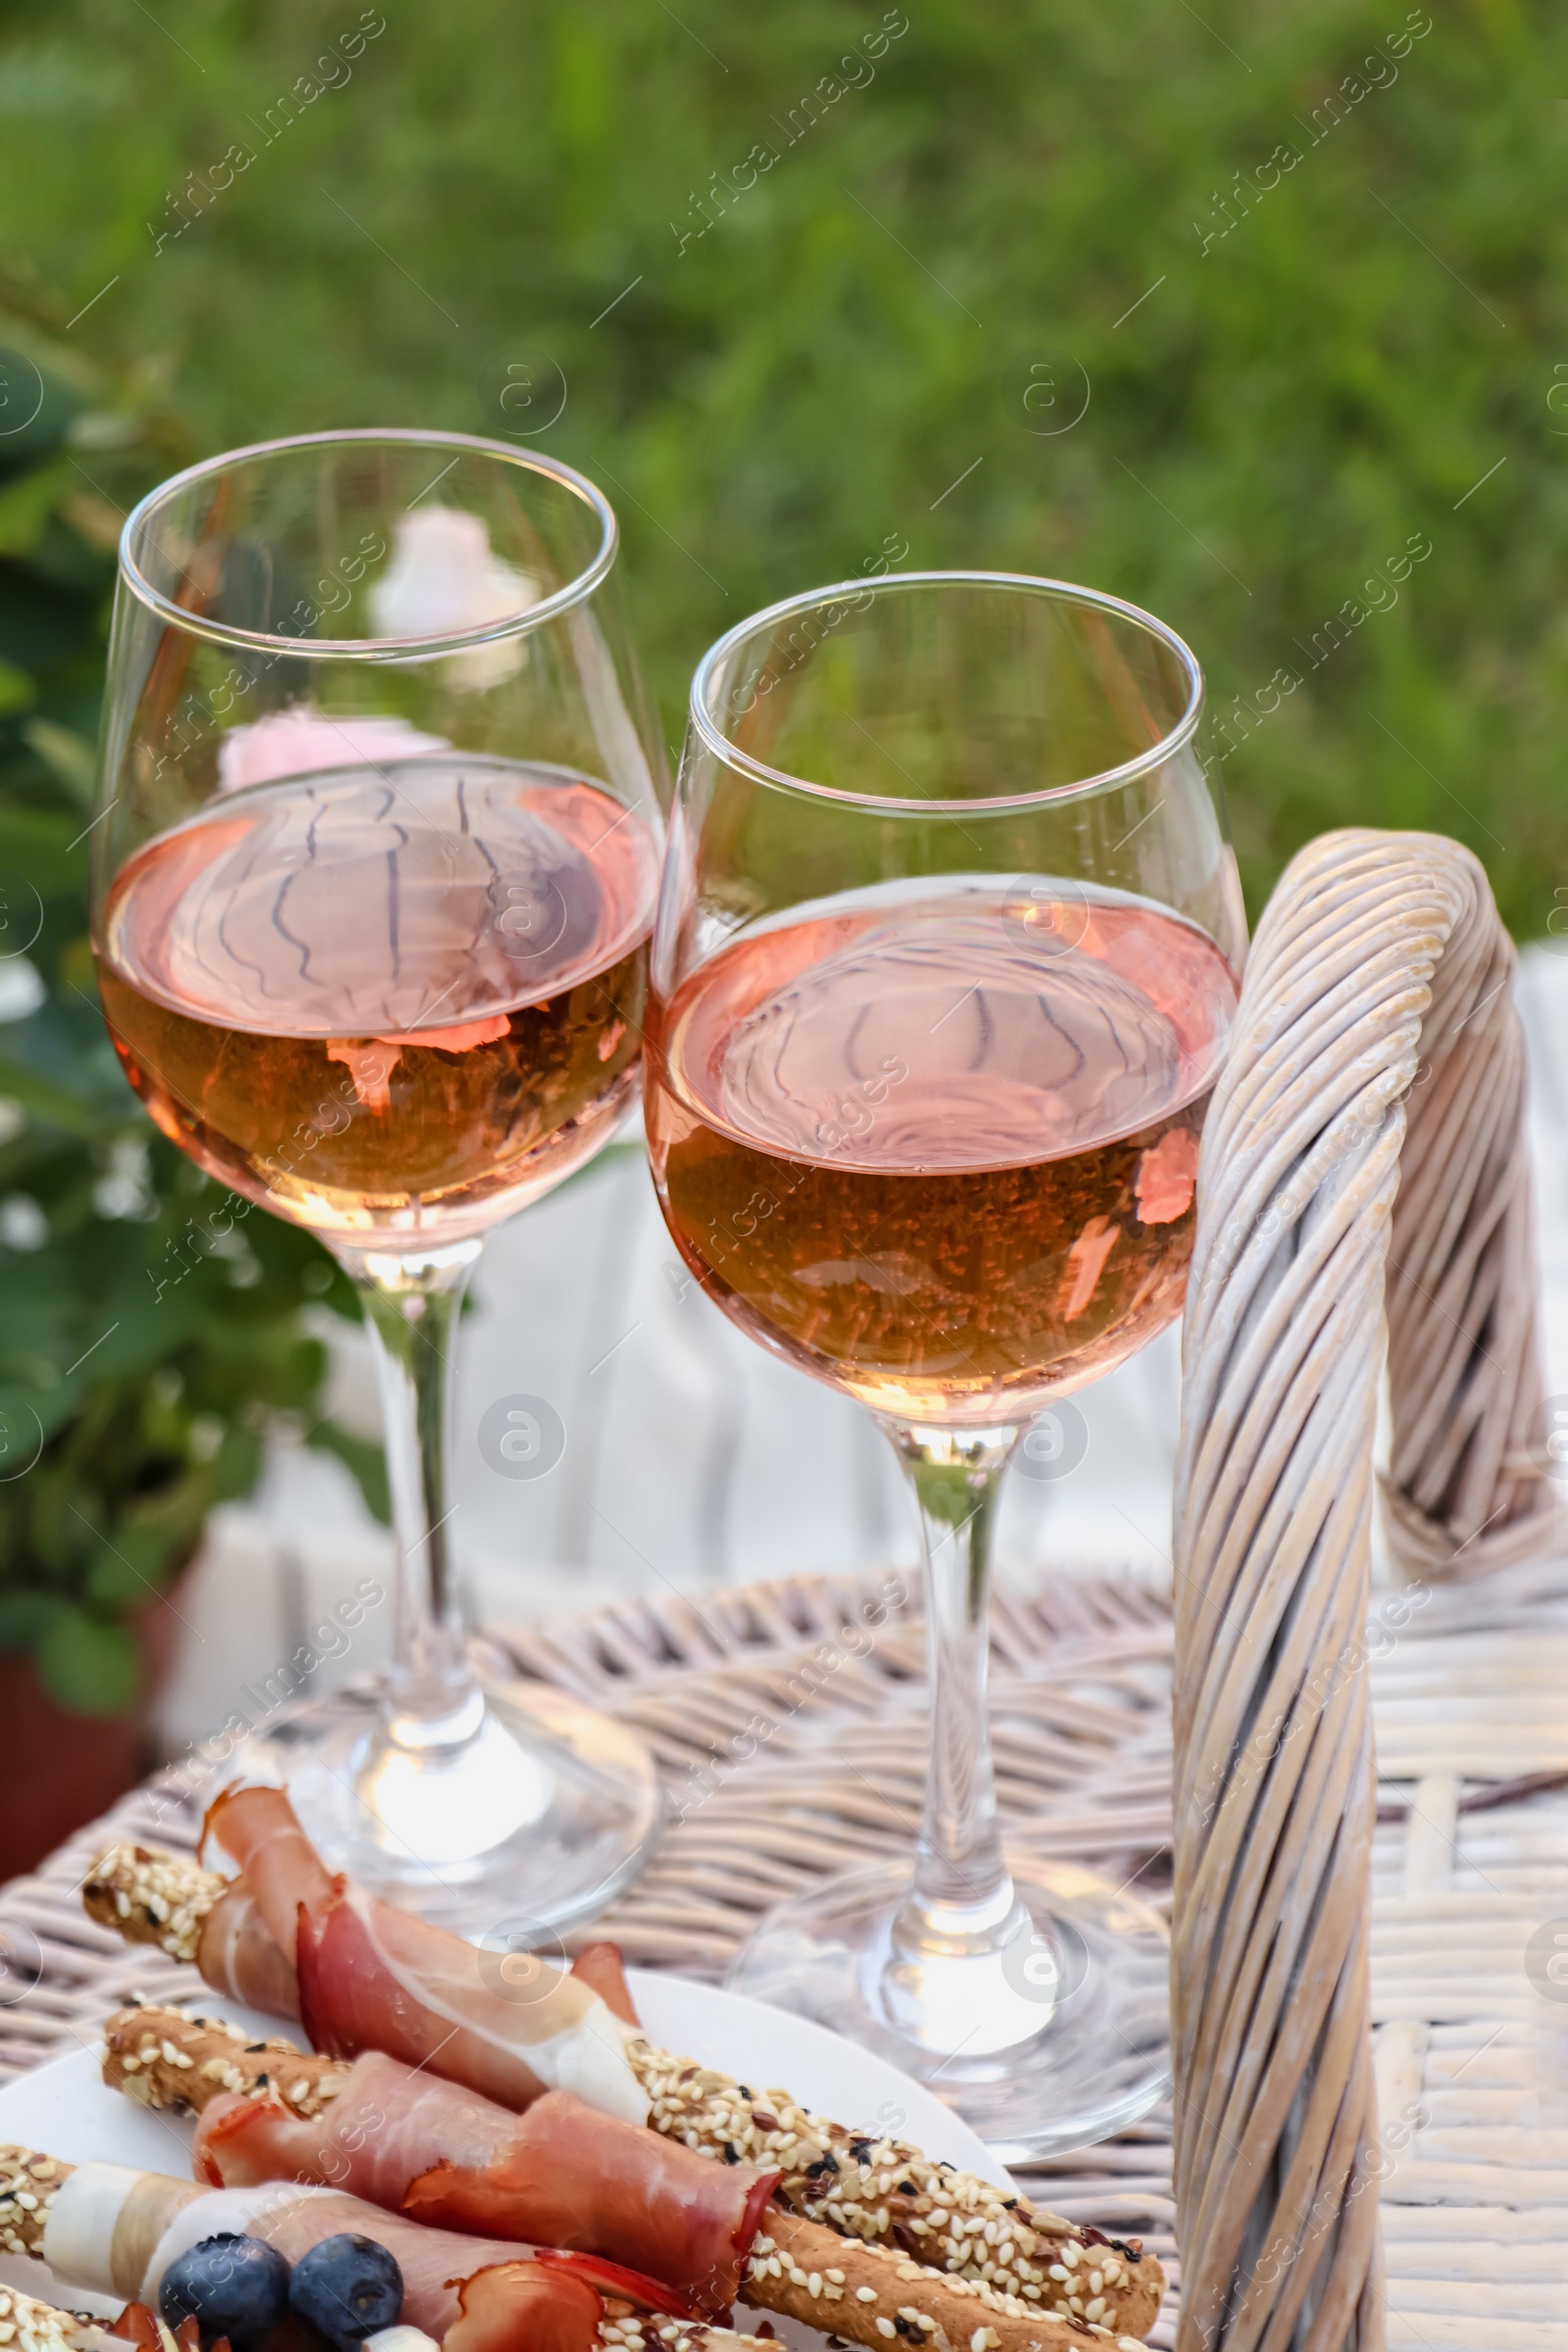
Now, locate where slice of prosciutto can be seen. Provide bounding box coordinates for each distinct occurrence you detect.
[199,1788,645,2124]
[42,2167,680,2340]
[565,1944,640,2028]
[443,2262,605,2352]
[196,1879,303,2020]
[191,2048,780,2317]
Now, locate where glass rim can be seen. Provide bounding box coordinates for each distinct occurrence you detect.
[118,427,619,661]
[687,569,1205,813]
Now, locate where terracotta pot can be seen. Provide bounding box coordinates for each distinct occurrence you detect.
[0,1570,191,1883]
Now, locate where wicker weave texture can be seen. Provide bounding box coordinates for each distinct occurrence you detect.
[3,1564,1568,2348]
[1171,831,1559,2352]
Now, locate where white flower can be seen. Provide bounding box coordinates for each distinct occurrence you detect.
[0,957,45,1023]
[369,504,539,689]
[0,1195,47,1250]
[94,1135,155,1221]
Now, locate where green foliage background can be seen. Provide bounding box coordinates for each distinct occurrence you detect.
[0,0,1558,925]
[0,0,1558,1703]
[0,327,388,1714]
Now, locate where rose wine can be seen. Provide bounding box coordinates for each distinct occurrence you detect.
[648,880,1239,1425]
[97,757,659,1247]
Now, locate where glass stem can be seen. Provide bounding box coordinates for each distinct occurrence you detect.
[339,1238,484,1751]
[882,1420,1026,1958]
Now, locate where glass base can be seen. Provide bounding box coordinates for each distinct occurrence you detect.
[214,1665,662,1941]
[725,1853,1170,2163]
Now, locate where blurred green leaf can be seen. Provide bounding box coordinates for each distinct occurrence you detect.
[36,1604,139,1713]
[0,1051,102,1137]
[307,1418,392,1527]
[0,458,70,557]
[0,803,81,894]
[0,320,357,1717]
[22,717,95,806]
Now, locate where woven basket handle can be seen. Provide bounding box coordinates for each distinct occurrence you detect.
[1169,828,1558,2352]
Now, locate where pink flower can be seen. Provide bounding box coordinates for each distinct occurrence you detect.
[218,708,449,794]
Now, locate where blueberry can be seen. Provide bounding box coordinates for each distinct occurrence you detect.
[288,2235,404,2351]
[160,2233,291,2350]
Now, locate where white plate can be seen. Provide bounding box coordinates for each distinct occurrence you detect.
[0,1969,1008,2323]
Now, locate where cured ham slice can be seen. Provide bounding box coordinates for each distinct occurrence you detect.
[191,2050,780,2316]
[406,2098,779,2319]
[441,2263,606,2352]
[201,1788,646,2125]
[192,1900,630,2044]
[34,2154,684,2339]
[201,1788,336,1968]
[196,1881,302,2019]
[566,1944,640,2027]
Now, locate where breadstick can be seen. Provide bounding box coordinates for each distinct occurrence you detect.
[83,1844,213,1965]
[0,2144,71,2262]
[0,2280,115,2352]
[604,2325,776,2352]
[101,2012,1153,2350]
[84,1850,1162,2339]
[103,2005,348,2118]
[754,2210,1151,2351]
[628,2048,1160,2337]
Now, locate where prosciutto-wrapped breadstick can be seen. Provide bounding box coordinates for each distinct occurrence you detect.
[201,1790,645,2124]
[102,2012,1155,2351]
[0,2276,765,2352]
[0,2139,705,2345]
[104,2019,776,2319]
[83,1808,1163,2343]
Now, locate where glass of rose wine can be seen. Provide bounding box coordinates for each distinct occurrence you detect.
[91,429,667,1934]
[648,572,1246,2156]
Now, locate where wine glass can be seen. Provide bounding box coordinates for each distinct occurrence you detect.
[647,571,1246,2157]
[92,428,667,1936]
